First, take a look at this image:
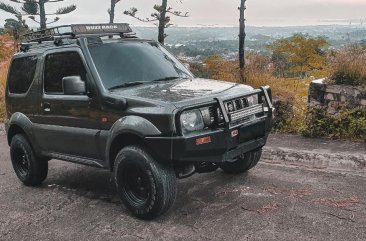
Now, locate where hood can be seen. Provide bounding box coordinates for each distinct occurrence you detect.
[111,78,254,105]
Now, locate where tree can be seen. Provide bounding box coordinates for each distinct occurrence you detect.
[267,34,329,78]
[239,0,246,71]
[124,0,188,44]
[4,16,29,45]
[0,0,76,30]
[108,0,121,24]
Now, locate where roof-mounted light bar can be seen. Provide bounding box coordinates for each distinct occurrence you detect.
[22,23,133,43]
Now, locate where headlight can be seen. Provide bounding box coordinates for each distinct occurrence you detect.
[180,109,205,134]
[247,95,258,106]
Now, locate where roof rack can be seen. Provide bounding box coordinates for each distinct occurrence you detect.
[22,23,134,43]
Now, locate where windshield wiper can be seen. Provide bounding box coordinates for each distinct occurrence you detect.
[152,76,181,82]
[108,81,149,91]
[109,76,192,91]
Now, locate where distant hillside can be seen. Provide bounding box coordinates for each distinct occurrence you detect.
[1,24,365,60]
[133,25,366,61]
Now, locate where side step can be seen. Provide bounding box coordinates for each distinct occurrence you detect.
[44,152,104,168]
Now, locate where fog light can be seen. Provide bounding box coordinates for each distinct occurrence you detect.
[196,136,212,145]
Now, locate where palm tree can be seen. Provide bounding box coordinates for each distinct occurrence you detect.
[124,0,188,45]
[0,0,76,30]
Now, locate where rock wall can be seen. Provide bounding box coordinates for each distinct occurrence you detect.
[309,79,366,114]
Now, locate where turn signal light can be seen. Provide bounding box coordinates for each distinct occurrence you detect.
[196,136,212,145]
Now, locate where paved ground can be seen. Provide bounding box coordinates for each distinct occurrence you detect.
[0,132,366,241]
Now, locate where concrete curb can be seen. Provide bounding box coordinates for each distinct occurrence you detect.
[262,146,366,171]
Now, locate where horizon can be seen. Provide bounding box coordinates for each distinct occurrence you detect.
[0,0,366,29]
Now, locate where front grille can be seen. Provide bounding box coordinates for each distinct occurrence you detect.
[225,98,251,113]
[208,106,215,124]
[234,99,241,110]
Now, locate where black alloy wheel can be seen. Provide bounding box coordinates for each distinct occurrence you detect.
[12,146,30,178]
[121,162,152,206]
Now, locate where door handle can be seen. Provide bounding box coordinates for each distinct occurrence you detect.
[42,102,51,112]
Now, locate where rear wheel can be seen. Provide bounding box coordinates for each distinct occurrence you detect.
[220,149,262,174]
[10,134,48,186]
[114,146,177,220]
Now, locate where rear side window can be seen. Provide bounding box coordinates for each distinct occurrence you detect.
[8,56,38,94]
[44,52,86,94]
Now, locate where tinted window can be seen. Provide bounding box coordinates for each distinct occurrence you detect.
[8,56,38,94]
[44,52,86,94]
[88,42,192,90]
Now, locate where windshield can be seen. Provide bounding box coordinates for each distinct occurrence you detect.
[88,41,193,90]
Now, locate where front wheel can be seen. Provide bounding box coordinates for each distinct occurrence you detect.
[220,149,262,174]
[114,146,177,220]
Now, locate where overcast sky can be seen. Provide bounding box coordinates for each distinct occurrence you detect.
[1,0,366,27]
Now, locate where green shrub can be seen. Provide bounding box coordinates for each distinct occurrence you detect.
[303,107,366,141]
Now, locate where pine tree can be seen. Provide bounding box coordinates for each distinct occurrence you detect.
[124,0,188,45]
[0,0,76,30]
[108,0,121,24]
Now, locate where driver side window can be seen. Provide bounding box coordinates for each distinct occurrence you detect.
[44,51,86,95]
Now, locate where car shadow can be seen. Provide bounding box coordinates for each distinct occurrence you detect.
[43,162,120,204]
[39,161,252,220]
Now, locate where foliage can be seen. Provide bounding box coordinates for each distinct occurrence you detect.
[0,34,13,61]
[267,34,329,79]
[0,0,76,30]
[303,107,366,141]
[0,61,9,122]
[0,35,13,122]
[327,45,366,87]
[4,16,29,43]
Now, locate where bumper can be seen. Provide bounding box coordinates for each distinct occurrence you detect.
[145,115,272,163]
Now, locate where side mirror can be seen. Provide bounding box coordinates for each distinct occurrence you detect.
[62,76,86,95]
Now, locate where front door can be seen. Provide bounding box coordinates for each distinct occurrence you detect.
[34,49,102,160]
